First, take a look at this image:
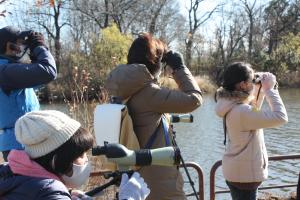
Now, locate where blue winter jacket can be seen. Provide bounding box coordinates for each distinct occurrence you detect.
[0,164,71,199]
[0,46,57,151]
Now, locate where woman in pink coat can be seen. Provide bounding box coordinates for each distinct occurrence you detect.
[215,62,288,200]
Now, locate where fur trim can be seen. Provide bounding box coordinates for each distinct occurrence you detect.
[216,87,250,102]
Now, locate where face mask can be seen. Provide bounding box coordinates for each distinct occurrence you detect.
[61,162,92,188]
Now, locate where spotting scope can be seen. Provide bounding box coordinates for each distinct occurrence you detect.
[170,113,193,123]
[92,143,181,167]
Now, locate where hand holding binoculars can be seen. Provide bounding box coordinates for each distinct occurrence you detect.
[252,72,278,90]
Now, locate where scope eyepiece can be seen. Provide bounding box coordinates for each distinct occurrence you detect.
[92,143,128,158]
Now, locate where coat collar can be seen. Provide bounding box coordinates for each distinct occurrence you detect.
[216,87,250,103]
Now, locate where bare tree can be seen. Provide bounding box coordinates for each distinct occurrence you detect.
[22,0,72,69]
[0,0,11,17]
[148,0,167,34]
[238,0,259,61]
[185,0,220,68]
[71,0,141,33]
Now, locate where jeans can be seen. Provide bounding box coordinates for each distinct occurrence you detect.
[226,181,258,200]
[2,150,10,162]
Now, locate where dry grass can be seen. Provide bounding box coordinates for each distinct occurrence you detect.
[279,70,300,87]
[159,75,217,94]
[258,191,297,200]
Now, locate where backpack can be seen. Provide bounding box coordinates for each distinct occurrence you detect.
[94,97,171,170]
[94,99,140,151]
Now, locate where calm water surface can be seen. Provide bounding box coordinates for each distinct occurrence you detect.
[42,88,300,200]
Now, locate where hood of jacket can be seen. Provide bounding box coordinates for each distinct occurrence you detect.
[105,64,155,100]
[215,87,250,117]
[0,150,63,196]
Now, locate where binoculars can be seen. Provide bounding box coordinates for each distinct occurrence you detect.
[252,73,262,84]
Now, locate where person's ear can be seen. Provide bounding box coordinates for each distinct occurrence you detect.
[235,81,246,91]
[240,81,250,90]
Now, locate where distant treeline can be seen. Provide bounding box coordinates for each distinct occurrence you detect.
[2,0,300,101]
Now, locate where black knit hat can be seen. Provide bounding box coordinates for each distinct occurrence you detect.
[0,26,29,54]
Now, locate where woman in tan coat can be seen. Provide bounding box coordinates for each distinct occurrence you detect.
[215,62,288,200]
[105,33,203,200]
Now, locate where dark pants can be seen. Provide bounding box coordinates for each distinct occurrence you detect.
[2,150,10,162]
[297,172,300,200]
[226,181,258,200]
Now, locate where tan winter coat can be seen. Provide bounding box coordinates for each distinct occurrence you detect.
[215,87,288,183]
[105,64,202,200]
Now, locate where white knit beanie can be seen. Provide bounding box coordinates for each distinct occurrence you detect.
[15,110,81,159]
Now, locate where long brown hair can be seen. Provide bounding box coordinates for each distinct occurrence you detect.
[127,33,167,75]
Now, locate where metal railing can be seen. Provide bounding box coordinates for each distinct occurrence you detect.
[180,162,205,200]
[209,154,300,200]
[89,161,205,200]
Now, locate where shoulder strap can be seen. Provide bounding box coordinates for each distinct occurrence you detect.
[144,114,170,149]
[121,96,171,149]
[223,103,241,145]
[223,112,229,145]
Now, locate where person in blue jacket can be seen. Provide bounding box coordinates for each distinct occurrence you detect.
[0,26,57,161]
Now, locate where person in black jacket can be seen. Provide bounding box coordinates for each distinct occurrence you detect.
[0,26,57,161]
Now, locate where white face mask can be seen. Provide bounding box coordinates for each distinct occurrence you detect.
[61,162,92,188]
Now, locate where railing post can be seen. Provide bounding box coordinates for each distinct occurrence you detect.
[210,154,300,199]
[180,162,205,200]
[209,160,222,200]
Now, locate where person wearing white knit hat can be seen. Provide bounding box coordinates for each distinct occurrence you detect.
[0,110,150,200]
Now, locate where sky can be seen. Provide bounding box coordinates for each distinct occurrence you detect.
[1,1,214,28]
[0,0,267,26]
[0,0,270,40]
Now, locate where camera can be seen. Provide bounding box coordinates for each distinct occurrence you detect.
[19,30,33,43]
[252,73,262,84]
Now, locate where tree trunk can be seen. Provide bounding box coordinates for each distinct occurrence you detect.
[186,38,193,68]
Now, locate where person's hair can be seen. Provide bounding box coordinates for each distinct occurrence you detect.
[222,62,253,91]
[34,127,94,175]
[0,26,19,54]
[127,33,167,75]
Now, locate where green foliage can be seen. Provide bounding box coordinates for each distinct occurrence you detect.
[57,24,133,101]
[264,33,300,75]
[90,24,133,78]
[277,33,300,71]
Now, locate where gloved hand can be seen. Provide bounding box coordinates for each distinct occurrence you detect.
[26,32,46,52]
[261,72,277,91]
[71,190,93,200]
[118,172,150,200]
[162,50,185,71]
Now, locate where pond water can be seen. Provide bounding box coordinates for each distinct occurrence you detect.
[42,88,300,200]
